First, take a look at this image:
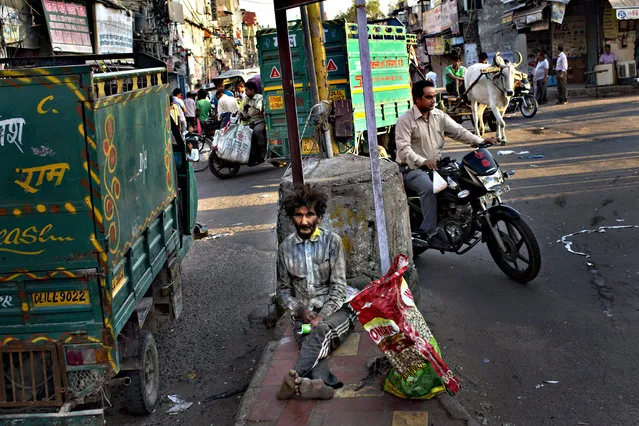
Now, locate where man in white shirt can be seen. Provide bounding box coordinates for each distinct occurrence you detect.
[424,64,437,88]
[533,51,549,105]
[555,45,568,104]
[216,92,239,126]
[172,88,187,131]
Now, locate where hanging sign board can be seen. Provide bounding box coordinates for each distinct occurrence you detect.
[616,8,639,19]
[602,2,619,39]
[42,0,93,53]
[94,4,133,54]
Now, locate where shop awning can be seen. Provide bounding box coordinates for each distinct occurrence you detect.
[609,0,639,8]
[513,4,546,24]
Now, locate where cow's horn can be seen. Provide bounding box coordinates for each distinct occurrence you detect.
[493,52,501,66]
[514,51,523,67]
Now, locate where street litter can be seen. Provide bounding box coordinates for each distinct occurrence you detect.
[483,359,490,363]
[258,193,271,198]
[558,225,639,257]
[529,164,540,168]
[166,395,193,415]
[497,150,530,155]
[616,219,625,222]
[518,154,544,159]
[535,384,544,389]
[200,232,234,241]
[543,380,560,384]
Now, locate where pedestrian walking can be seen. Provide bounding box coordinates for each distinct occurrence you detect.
[184,92,197,131]
[533,51,549,104]
[276,184,356,401]
[555,45,568,104]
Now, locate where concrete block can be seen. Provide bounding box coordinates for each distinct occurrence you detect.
[277,155,420,302]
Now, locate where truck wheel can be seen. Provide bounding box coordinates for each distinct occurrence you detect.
[126,331,159,415]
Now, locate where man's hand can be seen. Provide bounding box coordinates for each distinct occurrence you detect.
[421,158,438,170]
[300,308,318,324]
[482,136,498,144]
[310,315,324,329]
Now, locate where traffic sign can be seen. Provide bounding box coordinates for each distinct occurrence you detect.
[270,66,281,79]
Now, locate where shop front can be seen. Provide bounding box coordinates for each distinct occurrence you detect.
[606,0,638,80]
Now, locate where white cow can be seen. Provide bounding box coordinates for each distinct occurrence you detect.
[464,52,522,144]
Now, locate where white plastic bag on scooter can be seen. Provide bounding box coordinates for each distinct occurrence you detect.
[432,171,448,194]
[213,115,252,164]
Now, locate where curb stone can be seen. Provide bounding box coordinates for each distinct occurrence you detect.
[235,315,480,426]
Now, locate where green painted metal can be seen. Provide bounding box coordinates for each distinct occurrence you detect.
[257,20,412,157]
[0,60,196,416]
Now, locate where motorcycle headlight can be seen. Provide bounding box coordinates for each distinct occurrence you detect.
[477,170,504,191]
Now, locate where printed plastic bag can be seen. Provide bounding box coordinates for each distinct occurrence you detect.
[349,254,459,399]
[213,119,252,164]
[432,171,448,194]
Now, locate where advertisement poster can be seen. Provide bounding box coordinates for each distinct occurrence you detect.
[42,0,93,53]
[95,4,133,53]
[464,43,478,66]
[551,2,566,24]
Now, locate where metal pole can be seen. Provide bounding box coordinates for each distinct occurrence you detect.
[355,0,390,273]
[307,3,334,158]
[301,7,319,107]
[275,9,304,186]
[319,1,326,21]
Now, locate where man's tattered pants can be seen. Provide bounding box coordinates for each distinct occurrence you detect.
[293,304,357,388]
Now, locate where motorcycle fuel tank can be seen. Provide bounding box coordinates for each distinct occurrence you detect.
[462,148,498,176]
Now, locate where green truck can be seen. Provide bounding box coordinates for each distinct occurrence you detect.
[0,54,198,422]
[257,20,415,159]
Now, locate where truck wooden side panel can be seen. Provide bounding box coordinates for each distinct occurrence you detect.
[0,67,97,274]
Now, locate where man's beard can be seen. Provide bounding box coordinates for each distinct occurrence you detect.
[296,223,317,239]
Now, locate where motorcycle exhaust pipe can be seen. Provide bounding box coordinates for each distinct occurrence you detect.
[109,376,132,387]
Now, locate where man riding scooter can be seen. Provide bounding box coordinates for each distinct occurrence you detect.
[240,81,267,166]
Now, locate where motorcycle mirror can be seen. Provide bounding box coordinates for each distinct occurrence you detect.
[504,169,516,178]
[457,190,470,198]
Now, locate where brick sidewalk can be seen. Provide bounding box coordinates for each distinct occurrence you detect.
[236,321,476,426]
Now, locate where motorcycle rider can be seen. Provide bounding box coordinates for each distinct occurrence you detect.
[395,79,496,247]
[240,80,267,166]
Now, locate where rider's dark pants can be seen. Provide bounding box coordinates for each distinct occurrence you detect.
[403,168,437,234]
[248,121,266,165]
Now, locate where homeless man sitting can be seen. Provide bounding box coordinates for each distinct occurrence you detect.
[276,184,357,401]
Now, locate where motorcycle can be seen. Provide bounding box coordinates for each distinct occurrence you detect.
[208,115,286,179]
[408,142,541,283]
[505,78,538,118]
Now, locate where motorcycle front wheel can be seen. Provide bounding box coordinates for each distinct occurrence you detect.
[192,139,212,172]
[208,151,240,179]
[485,213,541,283]
[520,94,538,118]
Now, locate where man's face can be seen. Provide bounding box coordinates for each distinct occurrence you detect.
[414,86,437,113]
[246,87,255,98]
[292,206,320,239]
[604,46,611,54]
[216,85,224,94]
[453,59,461,69]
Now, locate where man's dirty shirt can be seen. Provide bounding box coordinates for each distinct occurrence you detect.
[277,227,347,319]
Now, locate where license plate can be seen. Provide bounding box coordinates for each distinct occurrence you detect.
[268,95,283,110]
[480,185,511,204]
[301,138,320,155]
[32,290,90,307]
[329,90,346,101]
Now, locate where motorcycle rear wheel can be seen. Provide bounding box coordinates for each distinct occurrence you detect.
[208,151,240,179]
[486,213,541,283]
[520,95,538,118]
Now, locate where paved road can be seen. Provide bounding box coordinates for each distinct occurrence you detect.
[114,95,639,425]
[418,95,639,425]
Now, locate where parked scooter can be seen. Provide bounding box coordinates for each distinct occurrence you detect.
[505,78,538,118]
[407,142,541,283]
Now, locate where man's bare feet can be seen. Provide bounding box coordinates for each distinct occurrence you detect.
[299,378,334,400]
[276,370,300,400]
